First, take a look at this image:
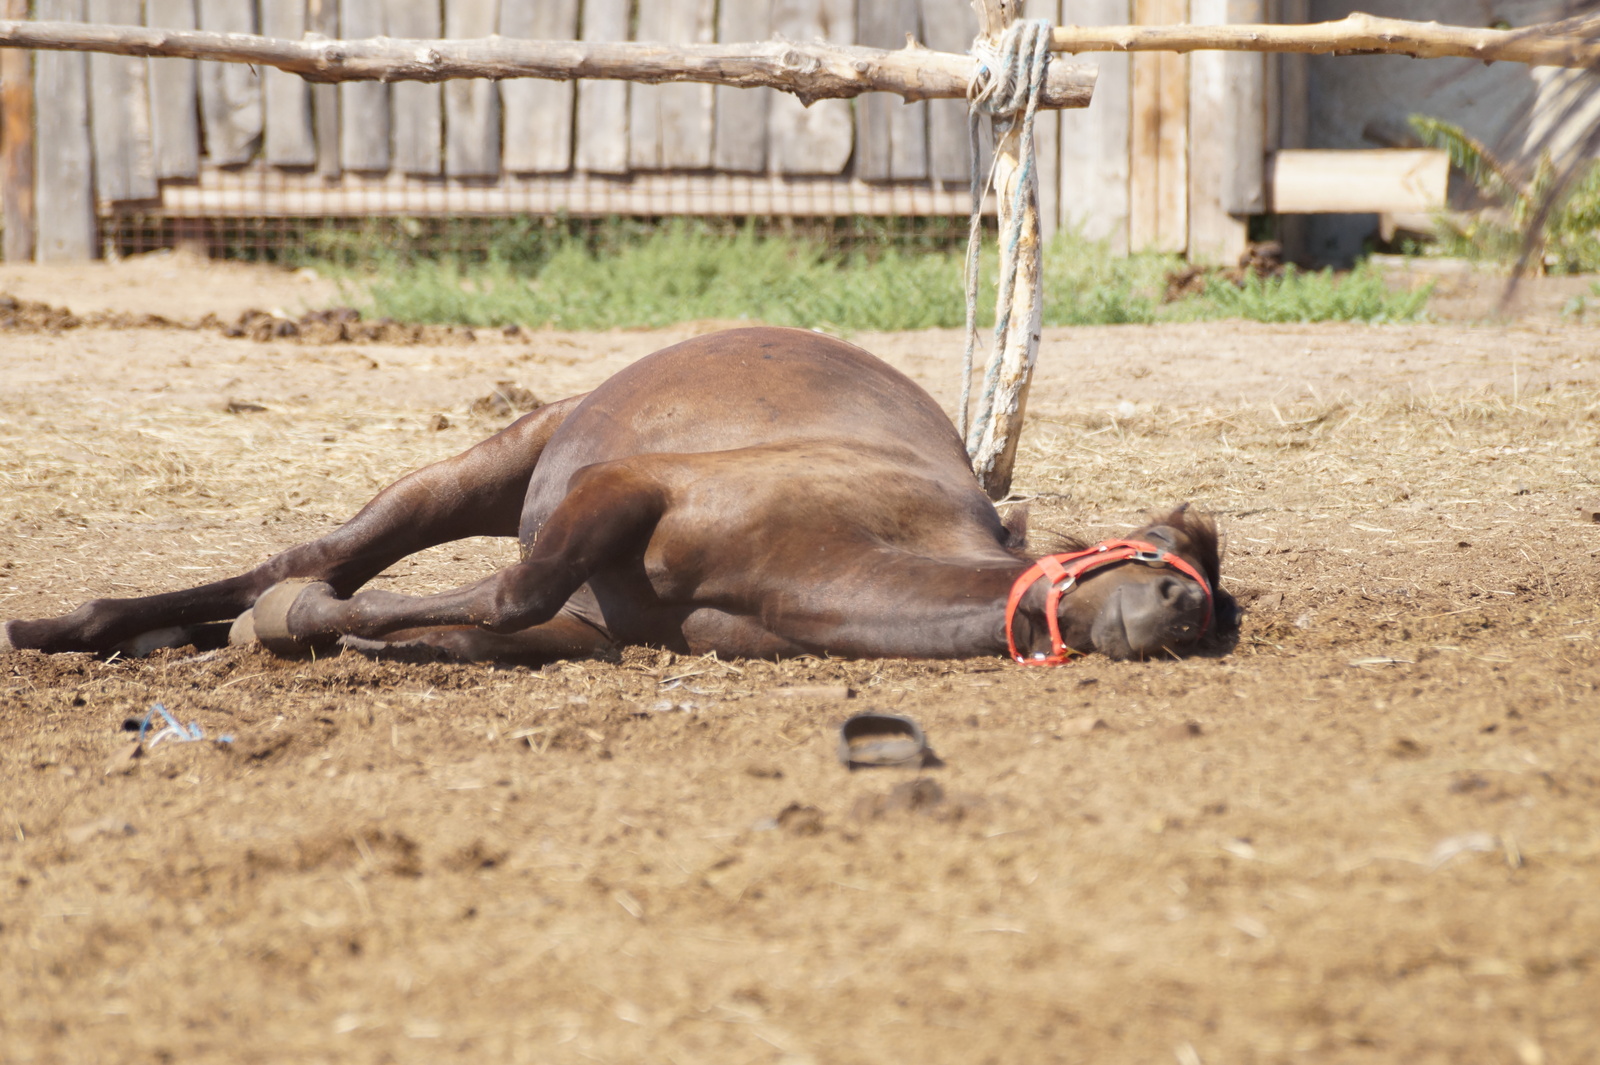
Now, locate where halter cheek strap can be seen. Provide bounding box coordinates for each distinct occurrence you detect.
[1004,539,1215,666]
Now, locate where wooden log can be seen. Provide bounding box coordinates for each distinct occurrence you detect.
[159,165,994,216]
[711,0,769,174]
[196,0,261,165]
[338,0,387,170]
[444,0,499,177]
[856,0,927,181]
[499,0,577,173]
[1188,0,1261,264]
[1059,0,1130,252]
[631,0,714,170]
[1049,11,1600,66]
[87,0,156,201]
[386,0,441,174]
[262,0,316,167]
[33,0,96,260]
[0,19,1098,106]
[145,0,199,179]
[768,0,855,176]
[1267,149,1447,214]
[574,0,628,173]
[1,0,35,260]
[967,0,1045,502]
[308,0,338,177]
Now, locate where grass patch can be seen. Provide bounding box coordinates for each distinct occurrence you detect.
[344,221,1429,331]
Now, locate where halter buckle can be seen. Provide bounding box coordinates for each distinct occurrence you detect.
[1131,549,1167,564]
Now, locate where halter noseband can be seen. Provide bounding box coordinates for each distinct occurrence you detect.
[1004,539,1215,666]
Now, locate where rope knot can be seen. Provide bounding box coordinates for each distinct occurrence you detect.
[959,19,1053,454]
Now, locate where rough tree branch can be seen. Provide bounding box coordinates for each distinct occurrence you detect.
[1051,12,1600,69]
[0,20,1095,107]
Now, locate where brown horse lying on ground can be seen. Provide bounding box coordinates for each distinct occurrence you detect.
[2,327,1233,664]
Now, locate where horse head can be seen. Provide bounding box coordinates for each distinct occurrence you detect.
[1006,505,1236,662]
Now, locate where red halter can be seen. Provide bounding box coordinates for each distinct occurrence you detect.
[1004,539,1215,666]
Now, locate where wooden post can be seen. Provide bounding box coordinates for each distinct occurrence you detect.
[967,0,1047,501]
[1,0,34,261]
[262,0,315,167]
[857,0,929,181]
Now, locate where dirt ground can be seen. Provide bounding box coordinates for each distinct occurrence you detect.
[2,256,1598,1065]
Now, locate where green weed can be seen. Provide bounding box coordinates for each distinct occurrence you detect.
[344,221,1428,331]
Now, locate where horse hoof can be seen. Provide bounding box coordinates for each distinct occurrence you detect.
[252,579,338,657]
[228,609,257,648]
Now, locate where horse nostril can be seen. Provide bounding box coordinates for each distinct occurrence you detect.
[1157,576,1189,605]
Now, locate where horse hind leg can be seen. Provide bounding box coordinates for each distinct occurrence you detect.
[253,460,665,655]
[339,611,615,667]
[2,397,585,655]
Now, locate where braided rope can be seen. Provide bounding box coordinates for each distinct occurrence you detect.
[958,18,1052,457]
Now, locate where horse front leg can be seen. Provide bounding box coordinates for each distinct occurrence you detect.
[2,397,585,655]
[251,462,665,656]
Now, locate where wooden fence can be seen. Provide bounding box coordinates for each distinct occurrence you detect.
[0,0,1289,263]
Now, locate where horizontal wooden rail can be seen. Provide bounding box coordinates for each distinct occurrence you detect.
[0,20,1095,107]
[1051,13,1600,69]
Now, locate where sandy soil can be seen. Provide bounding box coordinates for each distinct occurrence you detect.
[2,258,1599,1065]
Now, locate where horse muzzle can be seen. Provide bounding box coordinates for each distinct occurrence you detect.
[1089,574,1210,660]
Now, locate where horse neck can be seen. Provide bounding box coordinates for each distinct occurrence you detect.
[825,549,1030,659]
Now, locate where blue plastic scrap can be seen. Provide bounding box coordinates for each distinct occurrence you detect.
[137,703,234,747]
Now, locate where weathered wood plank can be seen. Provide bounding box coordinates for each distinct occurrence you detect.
[856,0,926,180]
[1188,0,1262,263]
[769,0,855,175]
[711,0,769,173]
[1129,0,1184,252]
[197,0,262,165]
[1,0,35,260]
[1022,0,1059,235]
[1060,0,1131,251]
[338,0,388,170]
[261,0,316,167]
[1155,40,1187,253]
[307,0,339,176]
[34,0,96,259]
[631,0,714,170]
[144,0,200,179]
[574,0,627,173]
[922,0,978,184]
[444,0,499,176]
[386,0,441,173]
[87,0,157,201]
[499,0,577,173]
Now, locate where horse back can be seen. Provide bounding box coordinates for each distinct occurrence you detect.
[524,327,974,518]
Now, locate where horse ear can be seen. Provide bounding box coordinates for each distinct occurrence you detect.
[1001,504,1030,552]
